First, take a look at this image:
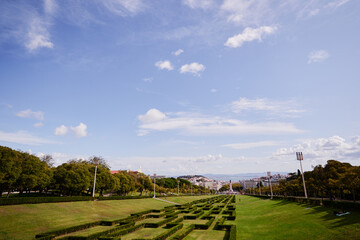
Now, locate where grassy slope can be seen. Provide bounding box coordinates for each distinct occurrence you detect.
[0,195,211,240]
[236,195,360,240]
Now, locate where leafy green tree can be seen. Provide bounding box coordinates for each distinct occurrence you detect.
[114,171,135,195]
[0,146,22,197]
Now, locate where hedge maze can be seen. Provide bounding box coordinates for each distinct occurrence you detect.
[35,195,237,240]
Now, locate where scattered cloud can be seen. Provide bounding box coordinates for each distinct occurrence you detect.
[307,50,329,64]
[25,15,53,51]
[222,141,280,150]
[70,122,88,138]
[327,0,350,9]
[16,109,44,121]
[54,125,68,136]
[210,89,217,93]
[102,0,146,17]
[225,26,277,48]
[44,0,58,16]
[34,122,44,128]
[143,77,153,82]
[172,49,184,56]
[137,109,301,136]
[272,136,360,163]
[179,62,205,76]
[0,130,56,145]
[231,98,305,117]
[155,60,174,71]
[182,0,214,9]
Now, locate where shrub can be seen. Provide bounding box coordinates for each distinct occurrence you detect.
[153,224,183,240]
[194,217,215,229]
[35,221,101,238]
[228,225,236,240]
[170,224,195,240]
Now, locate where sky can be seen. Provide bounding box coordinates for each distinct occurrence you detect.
[0,0,360,176]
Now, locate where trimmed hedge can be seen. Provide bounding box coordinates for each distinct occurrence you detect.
[170,224,195,240]
[194,216,215,229]
[153,223,183,240]
[107,223,145,237]
[35,221,101,238]
[145,216,177,228]
[228,225,236,240]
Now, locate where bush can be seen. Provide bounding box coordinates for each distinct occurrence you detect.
[153,224,183,240]
[36,221,101,238]
[170,224,195,240]
[145,216,177,228]
[107,223,145,237]
[194,217,215,229]
[228,225,236,240]
[1,196,93,206]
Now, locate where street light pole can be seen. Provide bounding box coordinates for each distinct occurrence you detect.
[177,179,180,195]
[153,174,156,199]
[92,158,99,198]
[268,171,273,199]
[296,152,308,198]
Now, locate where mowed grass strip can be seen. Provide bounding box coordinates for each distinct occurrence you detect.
[236,195,360,240]
[0,195,211,240]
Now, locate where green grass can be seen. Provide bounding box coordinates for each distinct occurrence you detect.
[184,230,226,240]
[120,226,167,240]
[236,195,360,240]
[0,195,211,240]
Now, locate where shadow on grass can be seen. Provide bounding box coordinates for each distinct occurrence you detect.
[271,199,360,229]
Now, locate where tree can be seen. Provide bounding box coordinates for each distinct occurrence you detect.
[53,160,92,196]
[0,146,22,197]
[114,171,135,195]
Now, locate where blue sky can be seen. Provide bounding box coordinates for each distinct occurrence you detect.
[1,0,360,175]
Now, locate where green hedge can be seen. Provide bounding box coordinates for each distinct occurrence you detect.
[145,216,177,228]
[36,221,101,238]
[107,223,145,237]
[0,195,154,206]
[170,224,195,240]
[153,224,183,240]
[194,216,215,229]
[228,225,236,240]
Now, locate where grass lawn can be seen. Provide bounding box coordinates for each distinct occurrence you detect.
[120,227,167,240]
[236,195,360,240]
[184,230,226,240]
[0,195,211,240]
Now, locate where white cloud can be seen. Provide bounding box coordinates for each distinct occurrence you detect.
[25,16,53,51]
[44,0,58,15]
[220,0,272,25]
[231,98,305,116]
[272,136,360,162]
[16,109,44,121]
[70,122,88,138]
[210,89,217,93]
[327,0,350,9]
[307,50,329,64]
[143,77,153,82]
[0,130,55,145]
[222,141,280,150]
[137,109,301,136]
[138,108,167,123]
[172,49,184,56]
[179,62,205,76]
[34,122,44,128]
[54,125,68,136]
[102,0,145,16]
[155,60,174,71]
[225,26,277,48]
[182,0,214,9]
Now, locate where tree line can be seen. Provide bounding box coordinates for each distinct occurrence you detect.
[248,160,360,201]
[0,146,206,197]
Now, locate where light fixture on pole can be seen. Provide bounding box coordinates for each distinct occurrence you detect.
[296,152,308,198]
[153,174,156,199]
[267,171,273,199]
[177,179,180,195]
[92,158,99,198]
[258,179,262,196]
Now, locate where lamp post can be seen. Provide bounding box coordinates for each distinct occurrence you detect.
[267,171,273,199]
[177,179,180,195]
[296,152,308,198]
[191,185,193,195]
[153,174,156,198]
[92,158,99,198]
[258,179,262,196]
